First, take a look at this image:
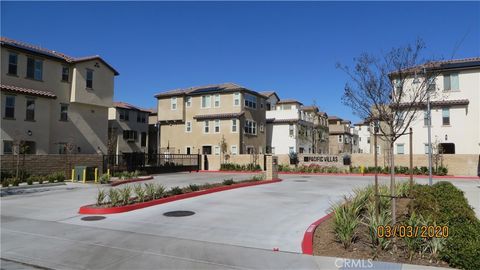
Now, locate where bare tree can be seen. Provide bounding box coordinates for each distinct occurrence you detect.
[338,39,441,227]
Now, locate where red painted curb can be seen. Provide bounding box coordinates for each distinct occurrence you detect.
[110,176,154,186]
[278,171,480,180]
[79,179,282,215]
[301,212,334,255]
[198,170,262,174]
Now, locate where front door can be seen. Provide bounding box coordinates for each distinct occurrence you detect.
[186,147,191,155]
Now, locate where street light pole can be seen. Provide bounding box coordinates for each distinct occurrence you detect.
[427,91,433,186]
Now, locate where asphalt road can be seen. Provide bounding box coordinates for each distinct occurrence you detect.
[2,172,475,270]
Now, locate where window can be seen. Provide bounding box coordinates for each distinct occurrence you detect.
[123,130,138,141]
[27,57,43,80]
[282,104,292,110]
[185,96,192,107]
[260,123,264,133]
[244,120,257,135]
[231,119,237,133]
[214,94,220,107]
[427,78,436,92]
[397,143,405,155]
[289,147,294,153]
[4,96,15,118]
[214,146,220,155]
[367,137,370,144]
[289,124,294,137]
[201,95,211,108]
[60,104,68,121]
[214,119,220,133]
[171,97,177,110]
[86,69,93,88]
[62,66,69,81]
[442,108,450,125]
[244,94,257,109]
[271,147,275,154]
[3,141,13,154]
[338,135,343,143]
[233,92,240,106]
[26,99,35,121]
[204,121,210,133]
[141,132,147,147]
[444,73,459,91]
[246,146,255,154]
[185,121,192,133]
[424,143,430,154]
[231,145,238,155]
[8,53,17,75]
[137,112,146,123]
[119,109,129,121]
[423,110,429,126]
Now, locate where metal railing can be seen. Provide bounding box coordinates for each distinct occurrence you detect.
[103,153,200,174]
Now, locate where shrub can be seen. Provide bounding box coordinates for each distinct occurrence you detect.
[12,178,20,186]
[222,179,235,185]
[188,184,200,192]
[38,175,45,184]
[99,174,111,184]
[27,177,33,185]
[202,183,213,189]
[119,185,132,205]
[362,201,391,250]
[144,183,156,199]
[332,200,360,249]
[108,189,120,206]
[252,174,265,181]
[1,178,9,187]
[154,184,166,199]
[133,184,146,202]
[170,186,183,195]
[96,189,107,206]
[403,212,427,261]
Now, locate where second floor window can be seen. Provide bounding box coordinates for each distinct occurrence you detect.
[443,73,459,91]
[5,96,15,118]
[27,57,43,80]
[185,121,192,133]
[244,94,257,109]
[201,95,211,108]
[204,121,210,133]
[62,66,69,82]
[26,99,35,121]
[185,96,192,107]
[244,120,256,135]
[233,92,240,106]
[86,69,93,88]
[442,108,450,126]
[171,97,177,110]
[60,104,68,121]
[8,53,17,75]
[231,119,237,132]
[214,94,220,107]
[397,143,405,155]
[338,135,343,143]
[123,130,138,141]
[289,124,294,137]
[137,112,146,123]
[119,109,129,121]
[214,119,220,133]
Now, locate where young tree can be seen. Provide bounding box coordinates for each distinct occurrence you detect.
[219,136,228,164]
[338,39,441,226]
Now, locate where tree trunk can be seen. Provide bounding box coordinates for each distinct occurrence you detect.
[390,140,396,226]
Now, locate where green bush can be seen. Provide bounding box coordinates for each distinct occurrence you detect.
[133,184,146,202]
[99,174,111,184]
[222,179,235,185]
[252,174,265,181]
[332,200,361,249]
[1,178,9,187]
[144,183,156,200]
[96,189,107,206]
[170,186,183,195]
[220,163,261,171]
[188,184,200,192]
[119,185,132,205]
[154,184,166,199]
[108,189,120,206]
[12,178,20,186]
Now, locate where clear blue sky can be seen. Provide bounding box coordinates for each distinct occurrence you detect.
[2,1,479,122]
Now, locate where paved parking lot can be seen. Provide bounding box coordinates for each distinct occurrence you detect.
[1,172,477,269]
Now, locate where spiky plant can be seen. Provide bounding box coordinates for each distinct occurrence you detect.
[119,185,132,206]
[403,212,427,261]
[188,184,200,192]
[332,200,361,249]
[154,184,165,199]
[144,183,156,200]
[362,200,392,251]
[96,189,106,206]
[108,188,120,206]
[133,184,146,202]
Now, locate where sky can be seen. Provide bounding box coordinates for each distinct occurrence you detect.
[1,1,479,122]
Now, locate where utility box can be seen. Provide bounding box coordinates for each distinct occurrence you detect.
[74,166,96,181]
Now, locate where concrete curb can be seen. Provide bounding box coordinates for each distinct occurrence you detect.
[301,212,333,255]
[110,176,154,186]
[0,182,66,191]
[198,170,262,174]
[278,171,480,180]
[79,178,282,215]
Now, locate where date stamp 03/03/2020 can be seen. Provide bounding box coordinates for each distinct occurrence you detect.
[377,225,449,239]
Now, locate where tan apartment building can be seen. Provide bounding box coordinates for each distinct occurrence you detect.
[328,116,353,154]
[1,37,118,155]
[155,83,267,155]
[302,106,330,154]
[108,102,150,155]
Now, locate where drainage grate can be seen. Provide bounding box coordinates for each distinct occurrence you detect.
[163,211,195,217]
[81,216,106,221]
[294,180,308,182]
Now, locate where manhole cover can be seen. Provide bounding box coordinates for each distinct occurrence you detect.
[294,180,308,182]
[81,216,106,221]
[163,211,195,217]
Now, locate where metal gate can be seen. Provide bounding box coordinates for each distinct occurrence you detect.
[103,153,200,175]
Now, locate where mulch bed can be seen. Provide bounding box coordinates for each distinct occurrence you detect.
[313,198,451,268]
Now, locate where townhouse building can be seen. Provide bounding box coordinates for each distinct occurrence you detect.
[1,37,118,155]
[354,120,371,154]
[147,110,159,156]
[393,57,480,155]
[350,126,360,153]
[107,102,150,155]
[328,116,353,154]
[155,83,267,155]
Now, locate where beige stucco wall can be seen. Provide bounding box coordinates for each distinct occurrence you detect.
[70,61,114,107]
[351,153,479,176]
[108,107,149,154]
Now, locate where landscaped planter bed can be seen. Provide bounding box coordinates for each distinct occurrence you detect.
[110,176,154,186]
[79,177,281,215]
[307,182,480,270]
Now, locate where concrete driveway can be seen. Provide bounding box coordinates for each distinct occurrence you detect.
[2,172,475,269]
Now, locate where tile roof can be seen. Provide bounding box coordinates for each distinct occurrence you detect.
[395,99,470,108]
[301,105,319,112]
[392,57,480,75]
[155,83,250,98]
[1,84,56,99]
[193,112,245,120]
[113,101,151,113]
[277,99,303,105]
[0,37,119,75]
[328,115,342,120]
